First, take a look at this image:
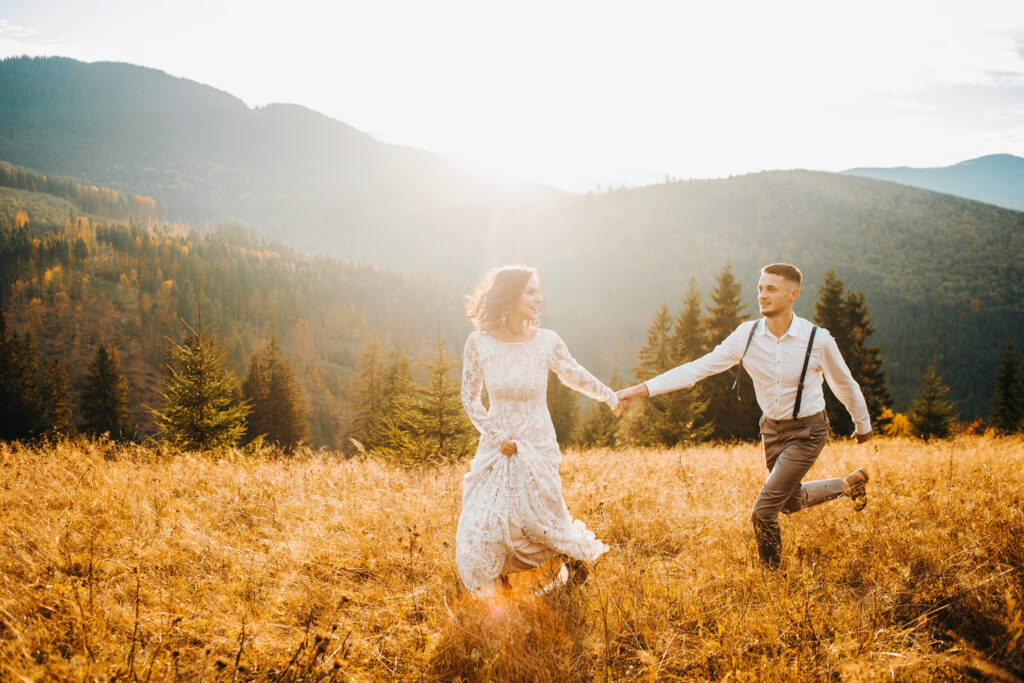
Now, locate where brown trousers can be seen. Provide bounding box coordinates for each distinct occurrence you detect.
[751,411,847,567]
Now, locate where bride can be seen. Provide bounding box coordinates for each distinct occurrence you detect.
[456,265,622,595]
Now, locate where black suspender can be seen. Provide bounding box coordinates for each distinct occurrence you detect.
[731,320,820,418]
[793,326,818,419]
[731,321,759,399]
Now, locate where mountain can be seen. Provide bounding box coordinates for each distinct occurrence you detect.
[843,155,1024,211]
[0,56,560,232]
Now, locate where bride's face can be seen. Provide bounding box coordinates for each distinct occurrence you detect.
[512,274,543,322]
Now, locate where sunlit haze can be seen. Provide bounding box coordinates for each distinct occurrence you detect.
[2,0,1023,190]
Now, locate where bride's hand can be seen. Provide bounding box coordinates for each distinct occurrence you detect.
[612,401,624,418]
[500,438,518,456]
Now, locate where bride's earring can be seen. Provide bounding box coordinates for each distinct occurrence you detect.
[500,310,509,326]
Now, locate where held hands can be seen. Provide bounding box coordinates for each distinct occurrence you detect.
[615,383,650,411]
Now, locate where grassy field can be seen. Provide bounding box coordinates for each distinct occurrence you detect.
[0,436,1022,681]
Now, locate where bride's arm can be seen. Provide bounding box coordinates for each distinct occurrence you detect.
[549,332,621,413]
[461,334,512,444]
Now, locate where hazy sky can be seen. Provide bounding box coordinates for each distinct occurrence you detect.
[2,0,1023,190]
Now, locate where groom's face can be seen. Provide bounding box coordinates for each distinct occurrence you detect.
[757,272,799,317]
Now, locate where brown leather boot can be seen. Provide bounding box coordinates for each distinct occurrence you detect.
[844,468,869,511]
[565,558,590,586]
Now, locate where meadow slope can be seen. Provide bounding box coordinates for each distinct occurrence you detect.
[0,437,1022,681]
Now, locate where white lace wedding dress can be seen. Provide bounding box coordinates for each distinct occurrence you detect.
[456,328,620,593]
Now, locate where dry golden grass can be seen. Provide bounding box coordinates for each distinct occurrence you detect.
[1,435,1022,681]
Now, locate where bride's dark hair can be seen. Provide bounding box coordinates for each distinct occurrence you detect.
[465,265,539,331]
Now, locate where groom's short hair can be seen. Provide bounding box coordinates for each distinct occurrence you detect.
[761,263,802,286]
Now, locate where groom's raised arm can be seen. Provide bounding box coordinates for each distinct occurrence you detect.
[618,321,753,404]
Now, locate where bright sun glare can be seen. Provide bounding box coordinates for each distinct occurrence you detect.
[0,0,1022,189]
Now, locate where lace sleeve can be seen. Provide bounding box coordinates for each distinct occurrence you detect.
[461,334,511,443]
[549,332,620,411]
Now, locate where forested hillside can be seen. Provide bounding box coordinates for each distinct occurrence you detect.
[0,197,468,446]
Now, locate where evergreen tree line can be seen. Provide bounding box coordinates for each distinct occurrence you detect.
[342,323,476,462]
[0,306,479,460]
[4,280,1022,454]
[0,310,130,441]
[0,304,311,451]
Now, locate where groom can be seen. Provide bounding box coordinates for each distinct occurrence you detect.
[616,263,872,569]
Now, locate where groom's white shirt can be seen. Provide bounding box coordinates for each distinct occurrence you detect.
[644,315,872,435]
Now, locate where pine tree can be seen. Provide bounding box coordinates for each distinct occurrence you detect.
[704,265,759,440]
[813,270,892,435]
[634,302,674,381]
[907,353,958,440]
[418,324,475,461]
[547,370,579,446]
[672,278,708,362]
[80,343,132,440]
[626,301,711,446]
[0,312,42,440]
[346,335,384,451]
[155,328,250,451]
[242,351,269,439]
[813,271,858,435]
[373,345,426,459]
[626,302,675,446]
[243,336,308,451]
[40,358,75,438]
[991,341,1023,434]
[812,270,852,349]
[666,280,712,444]
[843,290,893,430]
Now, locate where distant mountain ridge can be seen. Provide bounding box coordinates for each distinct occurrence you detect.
[0,56,561,230]
[843,155,1024,211]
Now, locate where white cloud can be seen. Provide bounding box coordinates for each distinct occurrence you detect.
[0,19,38,39]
